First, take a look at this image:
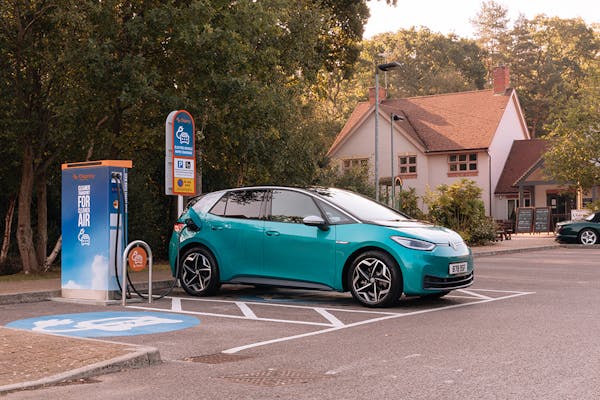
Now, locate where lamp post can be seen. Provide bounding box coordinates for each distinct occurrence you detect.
[374,61,402,201]
[390,113,404,208]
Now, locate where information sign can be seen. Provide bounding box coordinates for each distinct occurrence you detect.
[165,110,196,196]
[516,207,534,233]
[534,207,551,232]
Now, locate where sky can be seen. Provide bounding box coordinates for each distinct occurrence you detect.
[364,0,600,39]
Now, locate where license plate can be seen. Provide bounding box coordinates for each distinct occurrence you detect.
[449,262,468,275]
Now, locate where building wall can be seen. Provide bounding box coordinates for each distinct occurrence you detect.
[331,100,529,218]
[488,94,530,218]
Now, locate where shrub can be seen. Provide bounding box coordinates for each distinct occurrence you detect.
[424,179,496,245]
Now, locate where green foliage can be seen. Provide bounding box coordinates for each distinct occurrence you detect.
[424,179,496,245]
[543,68,600,191]
[397,188,425,220]
[0,0,370,265]
[315,165,375,198]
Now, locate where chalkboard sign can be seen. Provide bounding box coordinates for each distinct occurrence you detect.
[534,207,551,232]
[516,207,534,233]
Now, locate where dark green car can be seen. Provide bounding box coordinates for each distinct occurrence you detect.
[555,211,600,245]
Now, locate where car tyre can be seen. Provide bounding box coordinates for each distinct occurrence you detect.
[578,229,598,245]
[179,247,221,296]
[348,250,402,308]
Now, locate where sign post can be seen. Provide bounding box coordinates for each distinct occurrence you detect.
[165,110,197,215]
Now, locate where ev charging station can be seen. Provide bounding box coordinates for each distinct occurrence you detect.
[61,160,132,302]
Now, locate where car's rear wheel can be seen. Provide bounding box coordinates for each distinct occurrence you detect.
[348,250,402,308]
[180,247,220,296]
[578,229,598,245]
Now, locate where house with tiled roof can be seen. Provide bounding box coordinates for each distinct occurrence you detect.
[327,66,533,219]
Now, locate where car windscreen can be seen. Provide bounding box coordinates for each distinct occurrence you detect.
[311,188,409,222]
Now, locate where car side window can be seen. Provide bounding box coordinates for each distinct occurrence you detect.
[209,190,265,219]
[317,200,354,225]
[270,190,322,224]
[190,192,225,214]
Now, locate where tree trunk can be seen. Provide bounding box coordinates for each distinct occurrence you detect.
[16,143,40,274]
[35,170,48,267]
[0,196,16,265]
[44,235,62,272]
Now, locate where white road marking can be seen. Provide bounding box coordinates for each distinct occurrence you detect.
[127,288,535,354]
[314,308,344,327]
[221,290,534,354]
[236,302,257,319]
[456,289,493,300]
[172,297,182,312]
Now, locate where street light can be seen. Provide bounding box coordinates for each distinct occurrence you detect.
[375,61,402,201]
[390,113,404,208]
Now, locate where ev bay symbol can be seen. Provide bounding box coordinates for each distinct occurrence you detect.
[175,126,190,145]
[6,312,200,338]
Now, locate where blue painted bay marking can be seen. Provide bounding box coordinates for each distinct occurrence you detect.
[5,311,199,338]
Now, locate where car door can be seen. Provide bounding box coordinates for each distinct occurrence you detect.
[206,189,266,280]
[262,189,336,288]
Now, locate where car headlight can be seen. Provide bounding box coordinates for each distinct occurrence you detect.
[391,236,436,251]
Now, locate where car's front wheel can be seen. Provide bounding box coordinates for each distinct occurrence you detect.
[348,250,402,307]
[578,229,598,245]
[179,247,221,296]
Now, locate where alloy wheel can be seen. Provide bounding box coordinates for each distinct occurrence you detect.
[579,229,598,245]
[181,251,213,295]
[351,257,393,305]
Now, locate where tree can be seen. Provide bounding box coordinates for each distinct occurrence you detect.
[544,69,600,193]
[470,0,510,70]
[324,27,487,126]
[511,16,599,137]
[0,0,79,273]
[0,0,373,269]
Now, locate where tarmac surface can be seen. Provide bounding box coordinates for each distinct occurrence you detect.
[0,233,567,394]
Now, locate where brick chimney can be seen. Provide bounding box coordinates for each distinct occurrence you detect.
[369,87,387,104]
[493,65,510,94]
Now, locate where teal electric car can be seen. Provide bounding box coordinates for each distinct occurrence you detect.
[169,186,474,307]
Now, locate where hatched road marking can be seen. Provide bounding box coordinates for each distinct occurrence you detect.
[127,288,534,353]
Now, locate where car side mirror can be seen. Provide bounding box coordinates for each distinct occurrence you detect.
[303,215,329,231]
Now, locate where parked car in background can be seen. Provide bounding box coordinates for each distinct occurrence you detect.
[555,211,600,245]
[169,186,474,307]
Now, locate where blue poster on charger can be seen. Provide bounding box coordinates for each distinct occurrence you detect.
[61,161,131,301]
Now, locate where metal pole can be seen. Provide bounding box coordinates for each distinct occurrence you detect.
[390,114,395,208]
[375,69,380,201]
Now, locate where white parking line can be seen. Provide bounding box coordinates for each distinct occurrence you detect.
[126,288,534,354]
[235,302,257,319]
[314,308,344,327]
[222,289,534,354]
[455,289,493,300]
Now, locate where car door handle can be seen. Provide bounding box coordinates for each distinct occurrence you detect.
[265,230,280,237]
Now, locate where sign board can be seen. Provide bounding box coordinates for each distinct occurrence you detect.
[534,207,551,232]
[165,110,197,196]
[127,246,148,272]
[516,207,534,233]
[571,209,592,221]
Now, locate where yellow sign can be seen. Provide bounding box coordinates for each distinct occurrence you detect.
[173,177,195,195]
